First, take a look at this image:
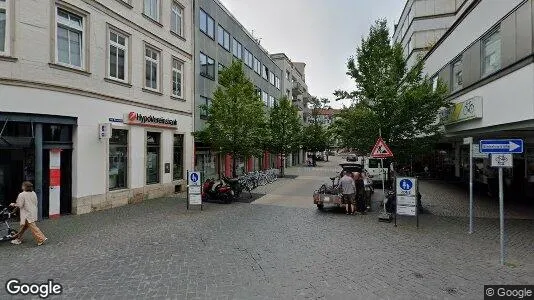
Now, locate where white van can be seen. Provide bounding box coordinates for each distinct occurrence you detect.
[364,157,391,184]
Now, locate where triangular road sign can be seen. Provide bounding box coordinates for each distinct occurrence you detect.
[370,137,394,158]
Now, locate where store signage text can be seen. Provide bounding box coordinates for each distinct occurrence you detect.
[440,96,483,125]
[124,112,177,128]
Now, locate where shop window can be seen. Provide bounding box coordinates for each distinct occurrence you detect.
[43,125,71,142]
[109,129,128,190]
[146,132,160,184]
[173,134,184,180]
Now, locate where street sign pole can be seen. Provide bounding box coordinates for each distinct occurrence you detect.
[186,169,190,210]
[498,167,504,265]
[464,137,474,234]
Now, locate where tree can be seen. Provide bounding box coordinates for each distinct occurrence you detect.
[333,19,449,164]
[301,97,330,166]
[266,97,302,177]
[195,60,267,177]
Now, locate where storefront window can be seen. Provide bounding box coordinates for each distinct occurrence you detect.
[109,129,128,190]
[43,124,71,142]
[146,132,160,184]
[173,134,184,180]
[195,151,216,180]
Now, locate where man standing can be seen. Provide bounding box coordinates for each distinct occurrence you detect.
[353,172,366,214]
[339,171,356,215]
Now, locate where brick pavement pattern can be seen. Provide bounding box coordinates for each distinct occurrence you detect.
[0,155,532,299]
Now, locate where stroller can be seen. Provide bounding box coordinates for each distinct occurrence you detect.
[0,205,18,242]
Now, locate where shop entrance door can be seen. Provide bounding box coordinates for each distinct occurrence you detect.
[0,150,24,207]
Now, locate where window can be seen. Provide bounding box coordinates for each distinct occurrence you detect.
[0,0,8,54]
[217,25,230,51]
[218,63,225,71]
[146,132,160,184]
[269,71,275,85]
[269,95,275,107]
[56,8,84,68]
[232,38,242,59]
[451,57,463,91]
[173,134,184,180]
[262,91,268,106]
[286,70,290,80]
[275,76,280,89]
[109,129,128,190]
[171,2,183,36]
[262,65,268,80]
[253,56,260,74]
[255,87,261,97]
[200,96,211,119]
[482,29,501,76]
[145,46,159,90]
[286,89,291,98]
[172,59,183,98]
[144,0,159,22]
[108,30,127,81]
[200,52,215,80]
[199,9,214,39]
[243,48,253,68]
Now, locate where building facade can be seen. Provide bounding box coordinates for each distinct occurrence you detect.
[423,0,534,201]
[270,53,313,166]
[193,0,283,178]
[393,0,469,69]
[0,0,194,217]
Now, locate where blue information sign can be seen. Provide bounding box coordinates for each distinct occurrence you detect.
[479,139,523,154]
[399,179,413,191]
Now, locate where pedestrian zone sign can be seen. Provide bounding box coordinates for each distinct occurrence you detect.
[370,137,393,158]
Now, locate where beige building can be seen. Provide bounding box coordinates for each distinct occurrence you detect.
[393,0,470,68]
[271,53,312,166]
[0,0,194,217]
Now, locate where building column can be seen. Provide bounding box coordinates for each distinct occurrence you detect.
[225,154,232,177]
[34,123,43,221]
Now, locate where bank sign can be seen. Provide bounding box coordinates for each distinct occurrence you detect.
[124,112,177,129]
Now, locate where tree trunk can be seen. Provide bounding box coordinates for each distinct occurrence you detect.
[280,153,285,178]
[232,152,237,178]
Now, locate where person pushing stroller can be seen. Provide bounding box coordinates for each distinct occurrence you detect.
[9,181,47,246]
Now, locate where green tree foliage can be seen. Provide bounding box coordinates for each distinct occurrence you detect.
[195,60,267,177]
[301,97,330,165]
[266,97,302,177]
[333,19,450,164]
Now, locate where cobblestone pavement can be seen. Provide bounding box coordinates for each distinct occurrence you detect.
[0,156,533,299]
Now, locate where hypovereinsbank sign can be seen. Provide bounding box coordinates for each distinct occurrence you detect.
[124,112,178,128]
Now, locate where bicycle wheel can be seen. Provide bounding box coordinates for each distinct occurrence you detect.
[259,176,268,186]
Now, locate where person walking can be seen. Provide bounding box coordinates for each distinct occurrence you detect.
[9,181,47,246]
[353,172,366,214]
[339,171,356,215]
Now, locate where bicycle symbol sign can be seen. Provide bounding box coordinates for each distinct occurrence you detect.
[190,173,199,183]
[399,179,413,191]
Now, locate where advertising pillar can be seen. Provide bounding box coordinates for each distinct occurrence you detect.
[49,149,61,219]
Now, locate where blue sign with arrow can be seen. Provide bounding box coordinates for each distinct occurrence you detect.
[479,139,523,154]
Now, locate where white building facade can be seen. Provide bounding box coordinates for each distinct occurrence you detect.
[0,0,194,217]
[423,0,534,201]
[393,0,469,69]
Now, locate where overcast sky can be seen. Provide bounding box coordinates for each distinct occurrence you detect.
[219,0,406,108]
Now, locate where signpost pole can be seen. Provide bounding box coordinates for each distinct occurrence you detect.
[381,158,385,195]
[463,137,474,234]
[499,167,504,265]
[186,170,189,210]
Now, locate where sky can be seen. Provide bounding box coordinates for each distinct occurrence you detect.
[219,0,406,109]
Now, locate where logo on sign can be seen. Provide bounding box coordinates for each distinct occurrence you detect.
[399,179,412,191]
[190,173,199,183]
